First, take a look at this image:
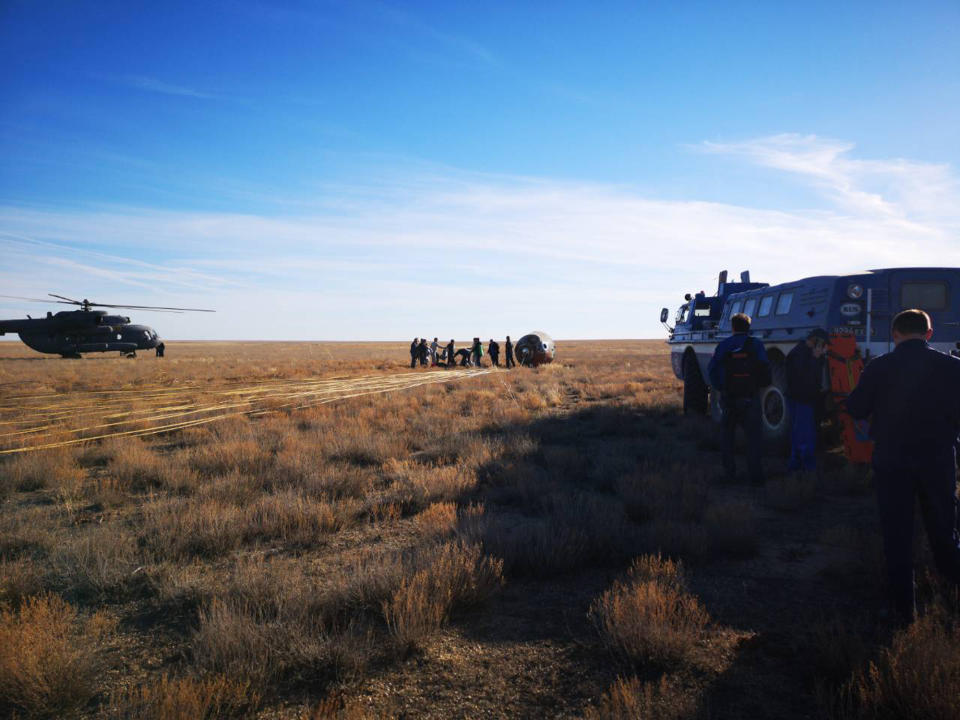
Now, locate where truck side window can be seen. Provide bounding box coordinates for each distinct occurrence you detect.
[775,292,793,315]
[728,300,742,317]
[676,306,688,324]
[901,282,947,311]
[758,295,775,317]
[743,298,757,318]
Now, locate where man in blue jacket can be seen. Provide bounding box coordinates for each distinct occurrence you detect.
[847,309,960,622]
[785,328,829,474]
[708,312,772,485]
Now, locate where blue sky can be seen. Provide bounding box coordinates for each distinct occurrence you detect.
[1,1,958,340]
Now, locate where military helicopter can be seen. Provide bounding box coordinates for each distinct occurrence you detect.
[0,294,214,358]
[515,331,556,367]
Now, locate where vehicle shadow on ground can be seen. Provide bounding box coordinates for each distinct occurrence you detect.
[438,402,888,718]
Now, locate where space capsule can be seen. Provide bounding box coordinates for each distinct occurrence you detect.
[514,331,555,367]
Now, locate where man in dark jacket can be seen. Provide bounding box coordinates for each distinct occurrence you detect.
[847,309,960,622]
[444,339,455,368]
[505,336,515,369]
[418,338,429,367]
[708,313,772,485]
[410,338,419,368]
[488,339,500,367]
[785,328,829,473]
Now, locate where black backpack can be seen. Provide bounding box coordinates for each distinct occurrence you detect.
[723,337,770,398]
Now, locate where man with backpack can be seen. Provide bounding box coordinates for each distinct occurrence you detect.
[708,312,772,485]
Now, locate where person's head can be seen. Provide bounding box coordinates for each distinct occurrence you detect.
[806,328,830,357]
[506,335,510,341]
[730,313,751,333]
[892,309,932,345]
[433,337,438,342]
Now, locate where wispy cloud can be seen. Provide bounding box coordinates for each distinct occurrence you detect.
[119,75,216,99]
[700,133,960,223]
[1,135,956,339]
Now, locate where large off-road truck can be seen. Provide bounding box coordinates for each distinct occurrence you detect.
[661,268,960,445]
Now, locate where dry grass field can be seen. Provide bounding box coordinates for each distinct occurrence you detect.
[0,339,957,719]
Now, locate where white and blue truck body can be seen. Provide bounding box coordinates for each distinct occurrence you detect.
[662,268,960,443]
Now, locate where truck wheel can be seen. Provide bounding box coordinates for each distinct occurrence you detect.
[760,359,791,450]
[682,353,709,415]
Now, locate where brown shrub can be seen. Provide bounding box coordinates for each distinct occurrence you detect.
[413,502,458,537]
[242,492,358,546]
[837,607,960,719]
[105,674,260,720]
[590,554,709,667]
[383,541,503,650]
[705,500,758,558]
[0,558,46,607]
[51,525,140,600]
[766,472,817,511]
[617,469,709,524]
[192,598,316,686]
[142,498,244,559]
[5,448,85,497]
[584,675,699,720]
[0,594,116,717]
[189,438,272,478]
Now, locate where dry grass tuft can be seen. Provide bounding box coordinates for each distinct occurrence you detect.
[413,501,458,537]
[584,675,699,720]
[837,608,960,720]
[105,674,260,719]
[5,447,84,494]
[383,541,503,650]
[0,594,116,717]
[0,558,46,607]
[590,554,709,667]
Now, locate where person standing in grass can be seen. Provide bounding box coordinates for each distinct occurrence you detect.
[418,338,429,367]
[488,339,500,367]
[471,337,483,368]
[708,312,771,485]
[785,328,829,475]
[847,309,960,623]
[430,337,439,366]
[410,338,419,368]
[445,339,455,368]
[505,335,515,368]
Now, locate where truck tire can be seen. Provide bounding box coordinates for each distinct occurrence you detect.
[760,357,790,450]
[682,352,709,415]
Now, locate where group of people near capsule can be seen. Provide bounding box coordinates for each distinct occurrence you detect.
[409,337,516,369]
[708,309,960,624]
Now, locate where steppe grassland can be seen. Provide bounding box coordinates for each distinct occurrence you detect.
[0,339,956,719]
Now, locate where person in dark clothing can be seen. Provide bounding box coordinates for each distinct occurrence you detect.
[444,340,455,368]
[505,336,515,369]
[707,313,772,485]
[471,337,483,368]
[410,338,419,368]
[455,348,472,366]
[488,339,500,367]
[785,328,829,473]
[418,338,428,367]
[155,342,165,358]
[846,309,960,623]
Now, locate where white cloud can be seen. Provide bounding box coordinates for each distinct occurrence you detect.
[1,135,957,340]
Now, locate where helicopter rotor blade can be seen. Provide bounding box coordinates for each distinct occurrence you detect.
[48,293,83,304]
[89,303,215,312]
[0,294,77,305]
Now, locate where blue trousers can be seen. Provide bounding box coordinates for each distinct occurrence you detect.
[787,400,817,472]
[721,396,764,483]
[874,451,960,621]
